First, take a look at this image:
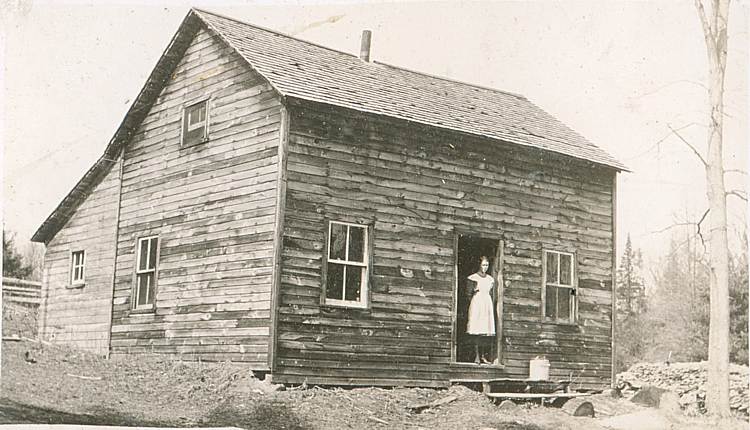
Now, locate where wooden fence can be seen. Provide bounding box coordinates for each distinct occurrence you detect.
[2,277,42,307]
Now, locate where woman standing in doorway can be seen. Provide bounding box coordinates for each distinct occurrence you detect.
[467,256,496,364]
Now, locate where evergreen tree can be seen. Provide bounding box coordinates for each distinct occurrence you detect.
[614,234,648,371]
[616,235,646,318]
[3,230,34,279]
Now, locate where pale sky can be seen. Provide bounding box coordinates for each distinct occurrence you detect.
[2,1,748,268]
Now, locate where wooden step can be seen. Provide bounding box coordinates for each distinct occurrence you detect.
[485,392,591,399]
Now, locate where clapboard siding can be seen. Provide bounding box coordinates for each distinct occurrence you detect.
[273,101,615,389]
[39,157,122,354]
[108,27,282,367]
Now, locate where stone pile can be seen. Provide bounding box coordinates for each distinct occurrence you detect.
[616,362,749,417]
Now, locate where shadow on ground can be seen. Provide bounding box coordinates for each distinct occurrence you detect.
[0,397,173,426]
[0,396,310,430]
[203,399,310,430]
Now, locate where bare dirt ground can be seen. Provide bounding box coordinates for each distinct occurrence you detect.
[0,338,563,430]
[2,305,747,429]
[4,339,749,430]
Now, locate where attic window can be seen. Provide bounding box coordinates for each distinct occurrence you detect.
[182,99,209,147]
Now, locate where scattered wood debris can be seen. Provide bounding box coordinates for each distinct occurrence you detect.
[66,373,103,381]
[617,362,749,417]
[406,395,458,413]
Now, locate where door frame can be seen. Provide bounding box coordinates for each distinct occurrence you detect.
[451,230,505,365]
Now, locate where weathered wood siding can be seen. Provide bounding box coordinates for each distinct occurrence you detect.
[109,27,282,366]
[39,157,122,355]
[274,101,615,389]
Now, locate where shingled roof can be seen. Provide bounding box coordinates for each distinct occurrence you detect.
[195,9,625,171]
[33,8,624,243]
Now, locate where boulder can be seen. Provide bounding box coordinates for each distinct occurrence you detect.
[630,385,670,408]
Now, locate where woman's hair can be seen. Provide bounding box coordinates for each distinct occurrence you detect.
[479,255,490,264]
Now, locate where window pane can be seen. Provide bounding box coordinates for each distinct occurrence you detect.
[558,287,571,321]
[345,265,363,301]
[326,263,344,300]
[329,223,347,260]
[545,252,558,284]
[348,226,365,263]
[560,254,572,285]
[147,273,156,305]
[188,104,206,125]
[139,240,149,271]
[137,273,153,306]
[185,127,205,144]
[545,285,556,318]
[148,238,158,270]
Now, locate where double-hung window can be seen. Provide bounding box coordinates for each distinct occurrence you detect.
[542,250,577,323]
[70,250,85,286]
[324,221,370,308]
[134,236,159,310]
[181,99,209,147]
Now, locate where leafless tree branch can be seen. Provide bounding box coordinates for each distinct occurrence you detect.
[695,0,717,54]
[724,169,747,176]
[696,208,709,250]
[651,222,696,234]
[651,208,709,253]
[667,124,708,166]
[624,122,703,162]
[637,80,708,98]
[726,190,748,202]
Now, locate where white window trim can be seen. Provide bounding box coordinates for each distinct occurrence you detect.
[181,99,210,146]
[70,250,85,286]
[325,221,369,309]
[542,250,577,324]
[134,236,159,310]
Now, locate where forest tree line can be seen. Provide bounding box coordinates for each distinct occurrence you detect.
[615,229,748,372]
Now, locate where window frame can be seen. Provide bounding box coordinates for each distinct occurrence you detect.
[321,220,372,309]
[180,98,210,147]
[541,249,578,324]
[70,250,86,287]
[132,235,160,311]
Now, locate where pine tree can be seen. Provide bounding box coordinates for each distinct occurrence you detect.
[616,235,646,318]
[614,234,648,371]
[2,230,34,279]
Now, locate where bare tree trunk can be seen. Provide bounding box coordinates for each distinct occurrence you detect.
[695,0,731,418]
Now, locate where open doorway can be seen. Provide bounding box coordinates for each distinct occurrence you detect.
[455,234,502,364]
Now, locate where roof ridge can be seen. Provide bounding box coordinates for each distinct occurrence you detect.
[191,8,361,61]
[193,8,528,101]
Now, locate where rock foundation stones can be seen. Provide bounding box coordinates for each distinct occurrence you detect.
[617,362,749,417]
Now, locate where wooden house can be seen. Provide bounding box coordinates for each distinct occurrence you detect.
[32,9,626,389]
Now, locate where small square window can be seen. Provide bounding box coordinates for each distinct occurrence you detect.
[182,100,209,146]
[323,221,370,308]
[70,250,85,286]
[542,250,576,323]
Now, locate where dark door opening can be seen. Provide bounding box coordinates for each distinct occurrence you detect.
[455,235,501,364]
